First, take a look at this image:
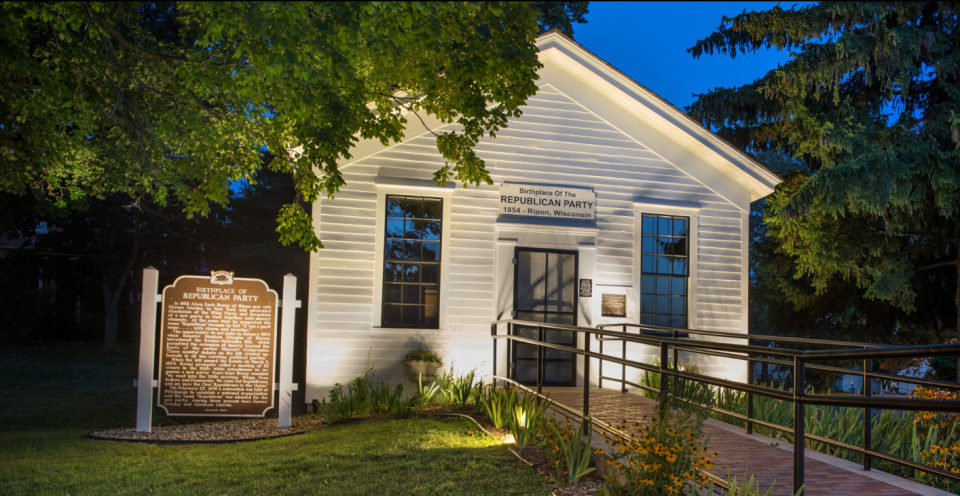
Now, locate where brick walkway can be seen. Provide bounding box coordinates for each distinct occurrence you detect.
[541,387,923,496]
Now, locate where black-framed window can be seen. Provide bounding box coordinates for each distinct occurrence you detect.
[640,214,688,328]
[382,195,442,328]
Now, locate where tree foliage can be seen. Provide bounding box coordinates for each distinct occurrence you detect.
[1,2,585,251]
[688,2,960,348]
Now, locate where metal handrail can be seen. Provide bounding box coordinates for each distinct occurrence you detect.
[598,322,888,349]
[490,319,960,495]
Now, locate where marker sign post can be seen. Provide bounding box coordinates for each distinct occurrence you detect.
[136,269,299,432]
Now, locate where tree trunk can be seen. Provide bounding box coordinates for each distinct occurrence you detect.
[101,238,141,352]
[103,282,120,353]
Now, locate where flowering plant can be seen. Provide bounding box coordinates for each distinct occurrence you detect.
[601,380,716,495]
[912,386,959,429]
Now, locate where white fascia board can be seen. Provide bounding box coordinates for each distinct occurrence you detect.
[536,34,780,202]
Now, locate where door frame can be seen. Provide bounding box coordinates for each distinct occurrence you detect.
[511,247,579,387]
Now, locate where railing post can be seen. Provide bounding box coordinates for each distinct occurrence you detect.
[793,358,806,496]
[537,325,544,396]
[583,331,591,416]
[599,327,604,390]
[507,323,513,381]
[491,323,497,389]
[746,337,755,435]
[659,341,670,412]
[622,324,627,393]
[672,330,679,398]
[863,354,872,471]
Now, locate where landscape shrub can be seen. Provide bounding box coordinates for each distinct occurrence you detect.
[479,386,513,429]
[447,371,482,410]
[404,348,442,363]
[540,417,591,482]
[546,416,596,485]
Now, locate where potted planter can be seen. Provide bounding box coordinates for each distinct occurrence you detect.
[402,349,442,385]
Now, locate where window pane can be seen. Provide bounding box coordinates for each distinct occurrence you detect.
[658,217,672,235]
[383,304,402,325]
[384,283,401,303]
[384,263,403,282]
[423,199,442,220]
[656,276,670,295]
[670,237,687,257]
[641,276,654,294]
[657,256,671,275]
[386,197,404,217]
[404,197,422,218]
[673,257,688,276]
[655,315,671,327]
[405,219,420,239]
[422,285,439,307]
[385,240,405,260]
[386,218,404,238]
[423,305,439,328]
[422,241,441,262]
[421,264,439,284]
[402,305,421,326]
[641,255,656,273]
[671,277,686,296]
[640,314,655,325]
[403,285,420,304]
[422,221,441,240]
[673,218,688,236]
[403,263,420,283]
[642,215,656,234]
[642,236,656,254]
[404,240,421,261]
[671,316,686,328]
[641,295,655,314]
[656,296,670,314]
[671,297,685,315]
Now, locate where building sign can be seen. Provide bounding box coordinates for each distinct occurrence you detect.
[579,279,592,298]
[157,273,279,417]
[601,294,627,317]
[499,183,596,220]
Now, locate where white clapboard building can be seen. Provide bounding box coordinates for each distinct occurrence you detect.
[304,31,781,402]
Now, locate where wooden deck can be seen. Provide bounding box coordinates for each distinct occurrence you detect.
[540,387,936,496]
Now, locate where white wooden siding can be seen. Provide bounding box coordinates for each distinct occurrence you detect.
[307,83,745,397]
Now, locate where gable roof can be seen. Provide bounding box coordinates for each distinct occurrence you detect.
[323,29,781,204]
[535,29,781,201]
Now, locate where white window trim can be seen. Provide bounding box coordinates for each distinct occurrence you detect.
[372,185,453,331]
[633,202,700,329]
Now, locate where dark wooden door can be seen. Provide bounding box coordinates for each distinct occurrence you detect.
[512,248,578,387]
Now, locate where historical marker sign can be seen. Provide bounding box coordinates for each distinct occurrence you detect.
[499,183,596,220]
[601,294,627,317]
[157,272,279,417]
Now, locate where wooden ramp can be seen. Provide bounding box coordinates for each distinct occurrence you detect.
[541,387,939,496]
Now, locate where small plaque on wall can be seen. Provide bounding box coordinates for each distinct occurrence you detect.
[579,279,592,297]
[601,294,627,317]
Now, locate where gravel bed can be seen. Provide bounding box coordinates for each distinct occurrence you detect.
[89,416,323,443]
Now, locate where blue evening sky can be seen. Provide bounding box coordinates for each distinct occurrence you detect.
[574,1,806,110]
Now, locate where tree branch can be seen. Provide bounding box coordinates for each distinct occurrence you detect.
[85,4,187,63]
[915,260,959,272]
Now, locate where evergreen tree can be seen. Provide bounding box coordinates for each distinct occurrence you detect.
[688,3,960,378]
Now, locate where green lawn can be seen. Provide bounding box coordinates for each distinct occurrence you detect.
[0,344,552,495]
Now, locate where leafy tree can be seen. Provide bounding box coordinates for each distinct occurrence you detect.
[688,3,960,378]
[1,1,585,252]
